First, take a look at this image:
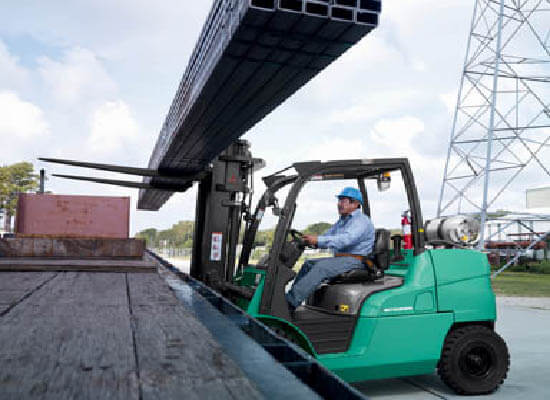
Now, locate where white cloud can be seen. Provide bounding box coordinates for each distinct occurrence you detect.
[0,40,29,91]
[412,59,427,72]
[38,47,116,107]
[370,116,425,151]
[0,90,49,139]
[306,38,405,106]
[305,137,367,161]
[384,0,468,43]
[328,90,421,124]
[88,100,140,153]
[440,90,458,113]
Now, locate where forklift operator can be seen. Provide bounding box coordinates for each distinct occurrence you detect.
[285,187,375,310]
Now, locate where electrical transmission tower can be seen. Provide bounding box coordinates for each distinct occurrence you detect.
[438,0,550,247]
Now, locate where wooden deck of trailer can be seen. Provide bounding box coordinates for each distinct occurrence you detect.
[0,267,263,399]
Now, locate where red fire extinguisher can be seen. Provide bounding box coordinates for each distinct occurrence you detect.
[401,210,413,250]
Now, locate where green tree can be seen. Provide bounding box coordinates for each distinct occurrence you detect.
[303,222,332,236]
[254,229,275,247]
[0,162,40,232]
[251,223,331,249]
[136,228,158,247]
[170,220,194,247]
[136,220,195,249]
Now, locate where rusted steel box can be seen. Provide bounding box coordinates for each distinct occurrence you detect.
[15,193,130,238]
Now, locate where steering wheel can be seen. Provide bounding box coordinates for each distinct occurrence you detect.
[289,229,307,248]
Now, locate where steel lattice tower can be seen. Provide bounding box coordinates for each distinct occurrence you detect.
[438,0,550,247]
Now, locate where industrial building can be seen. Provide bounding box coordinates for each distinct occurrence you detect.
[527,186,550,209]
[485,186,550,263]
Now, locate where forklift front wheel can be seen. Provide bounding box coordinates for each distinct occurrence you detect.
[438,325,509,395]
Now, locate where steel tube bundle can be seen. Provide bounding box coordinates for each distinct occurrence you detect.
[139,0,381,210]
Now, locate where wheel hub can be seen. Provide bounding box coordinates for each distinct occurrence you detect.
[460,345,493,378]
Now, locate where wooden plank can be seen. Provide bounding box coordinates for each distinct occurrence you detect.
[0,258,156,273]
[0,272,139,399]
[127,273,262,400]
[0,272,56,315]
[0,238,144,258]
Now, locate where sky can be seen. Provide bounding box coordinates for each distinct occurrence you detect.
[1,0,540,234]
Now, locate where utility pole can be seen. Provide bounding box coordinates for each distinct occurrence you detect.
[39,169,45,194]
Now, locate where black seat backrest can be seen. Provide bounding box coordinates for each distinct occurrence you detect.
[373,228,391,270]
[329,228,392,284]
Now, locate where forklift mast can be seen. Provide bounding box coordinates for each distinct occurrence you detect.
[190,140,262,289]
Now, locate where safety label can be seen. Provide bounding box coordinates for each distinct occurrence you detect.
[210,232,223,261]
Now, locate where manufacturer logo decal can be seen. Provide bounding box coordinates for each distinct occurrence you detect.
[383,306,413,312]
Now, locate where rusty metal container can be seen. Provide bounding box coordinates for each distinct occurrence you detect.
[15,194,130,238]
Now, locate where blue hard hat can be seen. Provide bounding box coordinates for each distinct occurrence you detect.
[336,187,363,204]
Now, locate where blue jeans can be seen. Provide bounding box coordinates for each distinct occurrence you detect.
[285,256,363,308]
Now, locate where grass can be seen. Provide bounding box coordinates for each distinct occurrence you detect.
[492,272,550,297]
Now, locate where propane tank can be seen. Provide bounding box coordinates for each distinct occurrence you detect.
[425,215,480,246]
[401,210,413,250]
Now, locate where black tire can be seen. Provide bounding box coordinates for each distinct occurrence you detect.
[438,325,510,395]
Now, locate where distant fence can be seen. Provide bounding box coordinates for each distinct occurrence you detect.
[152,248,192,258]
[150,247,333,261]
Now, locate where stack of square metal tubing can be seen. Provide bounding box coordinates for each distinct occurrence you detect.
[139,0,381,210]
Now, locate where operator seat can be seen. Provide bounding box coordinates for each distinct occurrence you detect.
[330,228,391,284]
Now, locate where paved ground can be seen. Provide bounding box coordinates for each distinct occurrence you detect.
[355,297,550,399]
[165,258,190,273]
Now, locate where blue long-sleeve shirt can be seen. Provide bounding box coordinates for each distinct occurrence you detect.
[317,209,375,256]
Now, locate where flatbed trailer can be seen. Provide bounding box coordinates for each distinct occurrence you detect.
[0,255,366,399]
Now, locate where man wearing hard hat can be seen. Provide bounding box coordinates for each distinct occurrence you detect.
[286,187,375,310]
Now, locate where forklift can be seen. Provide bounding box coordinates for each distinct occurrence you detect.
[189,142,510,396]
[43,140,510,395]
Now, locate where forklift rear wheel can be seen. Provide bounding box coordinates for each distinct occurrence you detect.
[438,325,509,395]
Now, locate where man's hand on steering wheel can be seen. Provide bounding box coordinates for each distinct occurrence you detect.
[289,229,318,248]
[302,234,318,247]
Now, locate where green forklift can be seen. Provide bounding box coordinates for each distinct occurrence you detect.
[43,147,511,395]
[227,157,510,395]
